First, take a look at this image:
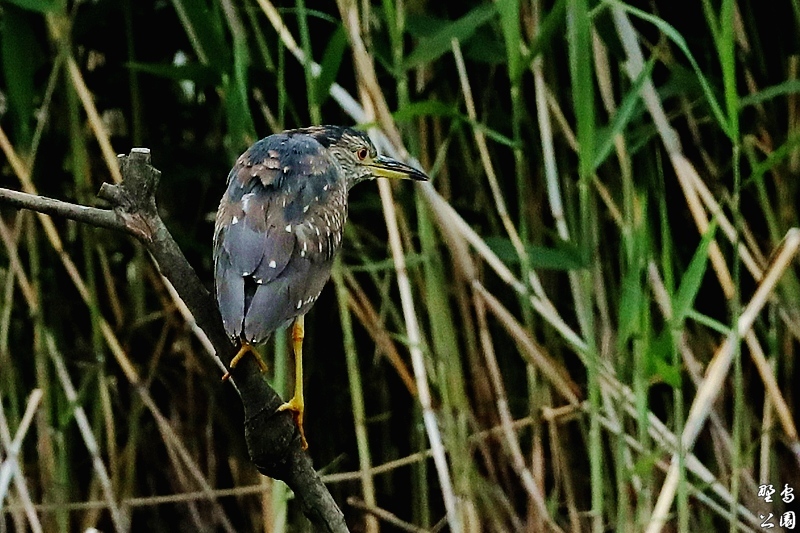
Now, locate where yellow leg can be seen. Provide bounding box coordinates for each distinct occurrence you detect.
[277,315,307,449]
[221,342,268,381]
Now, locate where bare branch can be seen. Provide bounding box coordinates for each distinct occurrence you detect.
[0,187,122,234]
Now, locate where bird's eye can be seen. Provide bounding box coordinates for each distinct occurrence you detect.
[356,148,368,160]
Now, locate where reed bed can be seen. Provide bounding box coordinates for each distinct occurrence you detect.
[0,0,798,531]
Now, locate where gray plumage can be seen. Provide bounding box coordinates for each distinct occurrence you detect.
[213,126,427,345]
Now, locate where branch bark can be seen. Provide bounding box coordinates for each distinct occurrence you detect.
[0,148,348,533]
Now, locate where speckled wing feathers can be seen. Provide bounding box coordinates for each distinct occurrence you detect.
[214,132,348,343]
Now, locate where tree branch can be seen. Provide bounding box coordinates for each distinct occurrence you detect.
[0,185,123,234]
[0,148,348,533]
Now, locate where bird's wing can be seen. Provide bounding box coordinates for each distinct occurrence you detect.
[214,133,348,342]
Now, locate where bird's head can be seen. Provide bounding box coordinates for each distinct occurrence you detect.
[299,125,429,188]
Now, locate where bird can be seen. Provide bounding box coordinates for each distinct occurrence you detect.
[213,125,428,449]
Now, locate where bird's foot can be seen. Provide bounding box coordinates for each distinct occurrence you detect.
[277,396,307,450]
[221,343,268,381]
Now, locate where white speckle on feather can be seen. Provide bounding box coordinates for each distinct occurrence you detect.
[269,260,277,268]
[285,224,292,233]
[231,216,239,225]
[296,300,302,309]
[242,193,255,211]
[303,205,309,213]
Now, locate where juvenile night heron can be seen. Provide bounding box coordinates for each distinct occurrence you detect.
[214,125,428,448]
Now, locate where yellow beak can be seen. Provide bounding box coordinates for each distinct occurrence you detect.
[367,156,429,182]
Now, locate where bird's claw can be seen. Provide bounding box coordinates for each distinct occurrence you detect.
[277,397,307,450]
[221,343,268,381]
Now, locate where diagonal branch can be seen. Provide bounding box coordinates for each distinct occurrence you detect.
[0,148,348,533]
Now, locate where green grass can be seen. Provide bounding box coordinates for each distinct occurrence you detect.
[0,0,799,531]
